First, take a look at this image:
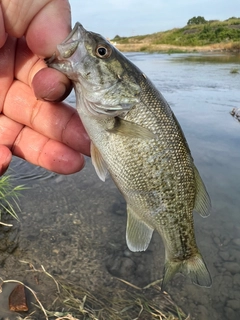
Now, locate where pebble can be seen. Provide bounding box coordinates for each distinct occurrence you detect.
[227,299,240,311]
[213,236,221,246]
[233,273,240,286]
[232,238,240,246]
[119,257,136,276]
[219,250,229,261]
[224,307,237,320]
[223,262,240,274]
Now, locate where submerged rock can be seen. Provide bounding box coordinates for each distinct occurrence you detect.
[230,108,240,121]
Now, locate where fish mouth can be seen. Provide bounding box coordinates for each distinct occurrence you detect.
[46,22,86,68]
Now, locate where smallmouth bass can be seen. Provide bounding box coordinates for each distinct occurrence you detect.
[48,23,212,289]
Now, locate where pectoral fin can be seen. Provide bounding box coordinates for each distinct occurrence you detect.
[193,166,211,217]
[107,117,155,140]
[126,206,154,252]
[91,142,108,182]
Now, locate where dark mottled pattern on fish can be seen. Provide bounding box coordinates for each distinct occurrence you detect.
[48,22,212,289]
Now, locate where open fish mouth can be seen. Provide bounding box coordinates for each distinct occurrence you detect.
[46,22,87,67]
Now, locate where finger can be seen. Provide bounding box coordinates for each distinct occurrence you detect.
[13,126,85,174]
[0,145,12,176]
[0,114,23,148]
[1,0,71,57]
[3,80,90,156]
[0,36,16,111]
[0,6,7,48]
[25,0,71,58]
[15,37,72,101]
[32,68,72,102]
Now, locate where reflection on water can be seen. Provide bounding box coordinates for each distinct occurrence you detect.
[172,53,240,64]
[1,53,240,320]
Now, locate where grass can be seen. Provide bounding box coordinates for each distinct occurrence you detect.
[112,17,240,53]
[1,265,190,320]
[0,175,25,223]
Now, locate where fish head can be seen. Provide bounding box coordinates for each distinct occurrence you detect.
[47,22,141,116]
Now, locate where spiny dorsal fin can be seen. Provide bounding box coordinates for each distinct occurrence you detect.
[126,205,154,252]
[193,166,211,217]
[91,142,108,182]
[107,117,156,140]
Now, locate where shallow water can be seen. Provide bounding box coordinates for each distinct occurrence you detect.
[1,53,240,319]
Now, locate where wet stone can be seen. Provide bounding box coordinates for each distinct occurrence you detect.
[213,236,221,246]
[229,249,240,262]
[224,307,237,320]
[227,299,240,310]
[233,273,240,286]
[197,305,209,320]
[223,262,240,274]
[219,250,230,261]
[232,238,240,246]
[119,257,136,276]
[9,284,28,312]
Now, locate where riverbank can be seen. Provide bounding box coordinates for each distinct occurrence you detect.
[115,42,240,54]
[113,17,240,54]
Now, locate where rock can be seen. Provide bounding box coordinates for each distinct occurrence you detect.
[224,306,237,320]
[213,236,221,246]
[227,299,240,310]
[119,258,136,277]
[233,273,240,286]
[198,305,209,320]
[223,262,240,274]
[232,238,240,246]
[229,249,240,262]
[219,250,230,261]
[9,284,28,312]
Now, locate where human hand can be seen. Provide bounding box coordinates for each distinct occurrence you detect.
[0,0,90,176]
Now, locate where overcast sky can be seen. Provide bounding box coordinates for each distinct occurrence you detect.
[69,0,239,39]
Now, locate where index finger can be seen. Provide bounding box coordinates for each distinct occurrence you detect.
[1,0,71,58]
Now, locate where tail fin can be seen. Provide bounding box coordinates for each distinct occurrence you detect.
[162,253,212,290]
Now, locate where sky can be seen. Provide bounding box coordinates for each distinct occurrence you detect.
[69,0,240,39]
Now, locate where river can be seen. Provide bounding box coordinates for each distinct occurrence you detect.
[0,52,240,320]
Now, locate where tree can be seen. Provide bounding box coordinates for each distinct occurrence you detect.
[187,16,207,25]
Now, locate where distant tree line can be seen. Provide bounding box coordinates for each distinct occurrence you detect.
[187,16,207,25]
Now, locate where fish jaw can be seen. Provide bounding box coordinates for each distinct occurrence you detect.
[47,23,141,115]
[46,23,89,81]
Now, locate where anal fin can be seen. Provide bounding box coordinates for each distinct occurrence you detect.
[126,206,153,252]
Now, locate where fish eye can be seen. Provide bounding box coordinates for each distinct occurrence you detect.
[96,45,112,58]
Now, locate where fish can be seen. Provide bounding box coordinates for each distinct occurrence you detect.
[48,22,212,289]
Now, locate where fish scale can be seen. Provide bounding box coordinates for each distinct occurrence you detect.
[48,22,212,290]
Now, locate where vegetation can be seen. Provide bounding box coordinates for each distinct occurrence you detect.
[112,17,240,52]
[0,175,25,222]
[187,16,207,25]
[3,265,189,320]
